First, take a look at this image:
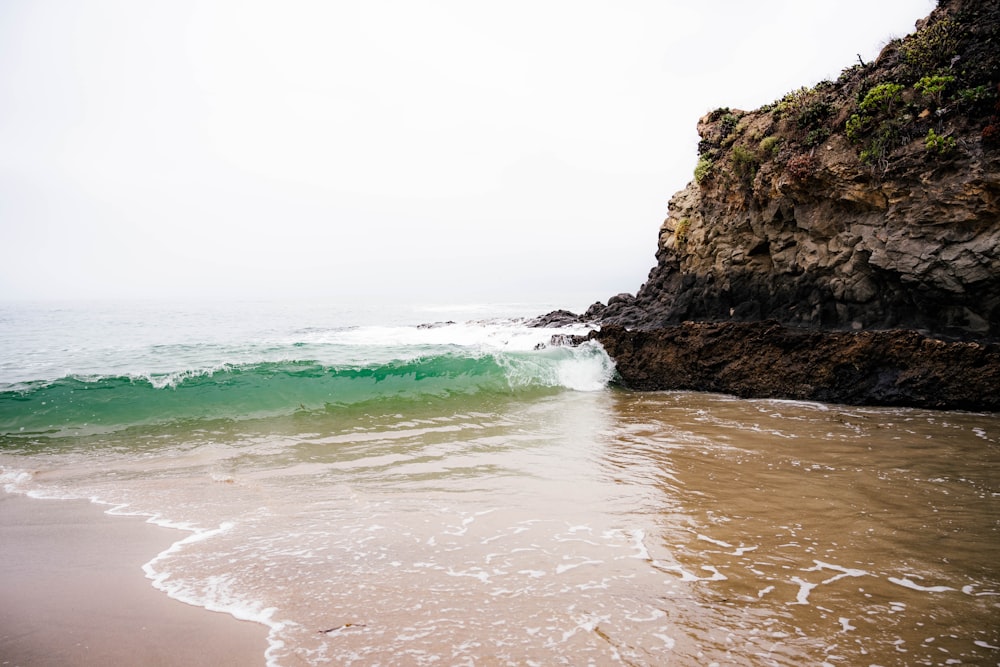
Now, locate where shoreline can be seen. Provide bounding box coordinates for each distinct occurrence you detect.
[0,492,269,666]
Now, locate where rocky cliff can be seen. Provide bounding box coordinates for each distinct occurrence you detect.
[537,0,1000,409]
[573,0,1000,341]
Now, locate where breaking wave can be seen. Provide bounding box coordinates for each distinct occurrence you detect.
[0,342,615,438]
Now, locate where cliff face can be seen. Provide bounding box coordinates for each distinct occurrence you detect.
[590,0,1000,340]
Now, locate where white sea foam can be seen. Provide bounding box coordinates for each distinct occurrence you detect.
[555,558,604,574]
[628,529,650,560]
[652,561,728,582]
[302,319,594,353]
[697,534,733,548]
[128,516,288,665]
[554,348,615,391]
[888,576,955,593]
[804,560,870,584]
[0,467,32,494]
[494,340,615,392]
[789,577,819,605]
[628,609,666,623]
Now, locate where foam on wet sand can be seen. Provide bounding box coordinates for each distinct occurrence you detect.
[0,493,268,666]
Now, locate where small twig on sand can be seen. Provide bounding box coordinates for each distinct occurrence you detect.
[319,623,367,634]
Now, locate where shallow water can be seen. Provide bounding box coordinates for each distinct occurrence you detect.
[4,390,998,666]
[2,301,998,665]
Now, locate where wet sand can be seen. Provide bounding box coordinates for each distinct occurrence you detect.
[0,493,268,666]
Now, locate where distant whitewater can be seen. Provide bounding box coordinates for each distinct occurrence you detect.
[0,301,612,439]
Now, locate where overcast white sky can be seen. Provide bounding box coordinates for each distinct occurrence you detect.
[0,0,934,307]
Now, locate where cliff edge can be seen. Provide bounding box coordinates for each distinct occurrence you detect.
[572,0,1000,341]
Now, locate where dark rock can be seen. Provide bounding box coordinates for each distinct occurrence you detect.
[582,302,607,320]
[548,334,582,347]
[529,309,582,328]
[591,322,1000,411]
[416,321,456,329]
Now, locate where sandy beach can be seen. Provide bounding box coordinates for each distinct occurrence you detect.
[0,493,268,667]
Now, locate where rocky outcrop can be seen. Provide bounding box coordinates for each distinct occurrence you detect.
[585,323,1000,411]
[555,0,1000,341]
[535,1,1000,407]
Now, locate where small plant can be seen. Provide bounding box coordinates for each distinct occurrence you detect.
[859,120,904,167]
[674,218,691,244]
[758,136,781,157]
[925,128,957,155]
[984,123,1000,147]
[731,145,759,180]
[837,63,865,84]
[694,156,713,184]
[773,86,813,118]
[846,113,866,143]
[707,107,731,122]
[796,100,833,130]
[805,127,831,147]
[719,113,740,138]
[901,17,957,75]
[983,97,1000,147]
[847,82,908,168]
[785,153,817,180]
[956,85,996,110]
[915,74,955,108]
[859,83,905,116]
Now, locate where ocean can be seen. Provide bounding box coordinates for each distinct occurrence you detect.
[1,299,998,666]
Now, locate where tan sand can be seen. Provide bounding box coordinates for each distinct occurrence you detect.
[0,493,269,666]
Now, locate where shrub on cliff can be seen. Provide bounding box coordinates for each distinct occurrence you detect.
[901,17,957,77]
[758,135,781,156]
[694,156,713,184]
[859,82,905,116]
[731,145,759,181]
[846,82,910,167]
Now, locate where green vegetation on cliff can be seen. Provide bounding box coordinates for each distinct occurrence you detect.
[692,0,998,186]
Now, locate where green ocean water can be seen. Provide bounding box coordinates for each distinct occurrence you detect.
[0,300,610,440]
[0,351,609,440]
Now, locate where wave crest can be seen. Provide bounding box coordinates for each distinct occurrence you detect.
[0,343,614,438]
